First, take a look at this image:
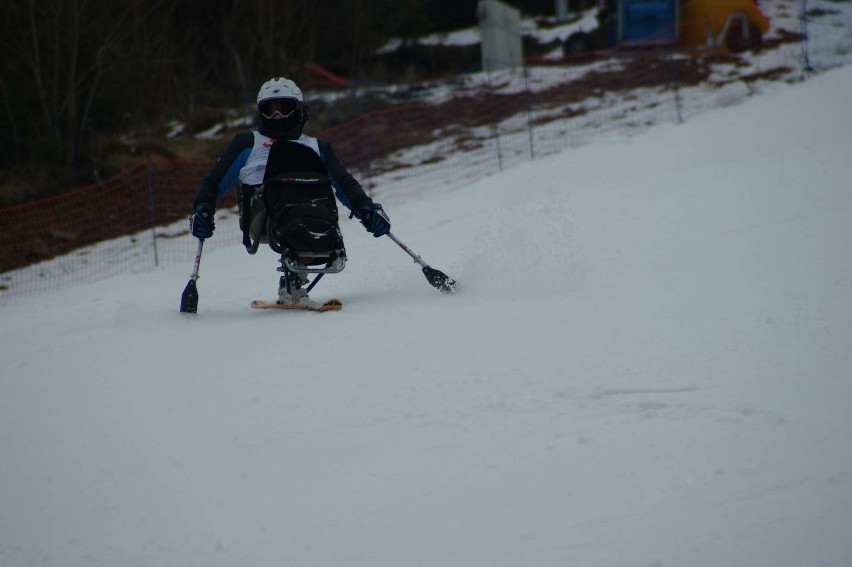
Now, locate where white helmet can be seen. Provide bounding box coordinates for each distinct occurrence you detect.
[256,77,306,138]
[257,77,303,104]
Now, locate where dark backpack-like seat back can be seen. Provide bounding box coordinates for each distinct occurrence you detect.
[262,141,343,263]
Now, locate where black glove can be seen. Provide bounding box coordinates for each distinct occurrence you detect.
[356,201,390,237]
[190,203,215,239]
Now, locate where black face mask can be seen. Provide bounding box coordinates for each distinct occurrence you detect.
[260,117,299,139]
[258,104,308,140]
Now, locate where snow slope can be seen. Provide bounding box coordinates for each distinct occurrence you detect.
[2,66,851,567]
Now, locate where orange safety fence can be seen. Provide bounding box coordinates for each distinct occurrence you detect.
[0,159,217,274]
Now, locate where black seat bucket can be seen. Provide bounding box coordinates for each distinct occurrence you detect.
[262,141,346,272]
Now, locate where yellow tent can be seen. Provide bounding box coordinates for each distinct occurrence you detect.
[679,0,770,50]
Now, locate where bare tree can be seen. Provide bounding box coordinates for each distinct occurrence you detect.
[21,0,159,165]
[0,0,434,199]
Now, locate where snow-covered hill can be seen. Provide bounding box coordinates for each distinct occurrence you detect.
[1,64,851,567]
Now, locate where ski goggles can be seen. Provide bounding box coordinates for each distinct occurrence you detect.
[260,99,298,120]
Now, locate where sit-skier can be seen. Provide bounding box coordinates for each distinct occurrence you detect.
[189,77,390,308]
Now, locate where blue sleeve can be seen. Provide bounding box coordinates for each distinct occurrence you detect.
[317,138,371,213]
[216,149,250,203]
[193,132,255,208]
[329,176,353,210]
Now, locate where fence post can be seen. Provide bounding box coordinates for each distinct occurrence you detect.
[485,71,504,172]
[800,0,813,72]
[145,160,160,267]
[522,62,536,160]
[365,111,374,191]
[668,44,683,125]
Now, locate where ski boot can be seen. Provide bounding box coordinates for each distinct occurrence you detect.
[276,264,321,308]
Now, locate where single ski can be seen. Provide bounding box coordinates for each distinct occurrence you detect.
[250,298,343,312]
